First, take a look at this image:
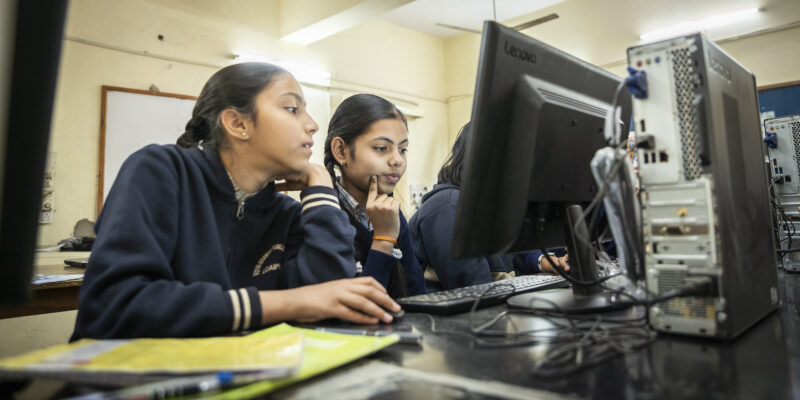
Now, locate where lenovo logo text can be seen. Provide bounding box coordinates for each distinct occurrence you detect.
[504,41,536,64]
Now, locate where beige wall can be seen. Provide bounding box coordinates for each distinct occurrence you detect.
[0,311,77,359]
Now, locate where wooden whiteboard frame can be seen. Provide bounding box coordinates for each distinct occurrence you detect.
[97,86,197,216]
[758,80,800,91]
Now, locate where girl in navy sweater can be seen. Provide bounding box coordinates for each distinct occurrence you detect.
[409,123,569,292]
[324,94,425,298]
[72,63,400,340]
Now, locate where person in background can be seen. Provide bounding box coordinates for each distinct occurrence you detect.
[409,122,569,292]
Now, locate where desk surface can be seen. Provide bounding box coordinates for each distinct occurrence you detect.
[0,251,87,319]
[272,270,800,400]
[8,270,799,400]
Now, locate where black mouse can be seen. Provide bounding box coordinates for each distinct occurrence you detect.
[387,309,405,322]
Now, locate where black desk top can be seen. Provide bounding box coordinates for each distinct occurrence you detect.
[7,272,799,400]
[277,270,800,400]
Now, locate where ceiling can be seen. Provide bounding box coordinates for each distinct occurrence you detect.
[141,0,800,50]
[380,0,566,38]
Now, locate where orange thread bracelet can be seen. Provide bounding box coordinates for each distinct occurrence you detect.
[373,235,398,246]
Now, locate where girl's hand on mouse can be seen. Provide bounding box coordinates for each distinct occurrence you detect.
[541,254,570,275]
[259,277,401,325]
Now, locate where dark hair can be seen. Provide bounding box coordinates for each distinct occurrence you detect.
[323,94,408,187]
[176,62,288,150]
[437,122,471,186]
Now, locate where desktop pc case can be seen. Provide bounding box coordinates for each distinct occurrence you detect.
[628,33,779,338]
[764,115,800,272]
[765,115,800,217]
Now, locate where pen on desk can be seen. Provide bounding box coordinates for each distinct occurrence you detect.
[66,372,243,400]
[315,327,423,345]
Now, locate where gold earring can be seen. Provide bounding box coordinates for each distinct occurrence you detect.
[241,131,248,138]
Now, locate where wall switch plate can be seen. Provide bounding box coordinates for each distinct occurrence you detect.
[410,184,428,208]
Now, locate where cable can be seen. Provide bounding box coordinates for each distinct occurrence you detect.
[406,273,710,377]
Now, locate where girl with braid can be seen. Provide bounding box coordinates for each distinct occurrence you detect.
[72,63,400,340]
[324,94,425,298]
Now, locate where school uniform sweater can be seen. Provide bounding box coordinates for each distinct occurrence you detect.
[71,144,356,340]
[335,183,425,296]
[350,211,426,296]
[409,184,542,292]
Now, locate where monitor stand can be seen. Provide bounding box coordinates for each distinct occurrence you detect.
[507,204,630,314]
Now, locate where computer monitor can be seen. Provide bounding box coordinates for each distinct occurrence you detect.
[0,0,68,305]
[452,21,632,313]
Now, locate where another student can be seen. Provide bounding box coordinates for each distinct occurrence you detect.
[324,94,425,298]
[409,123,569,292]
[72,63,400,340]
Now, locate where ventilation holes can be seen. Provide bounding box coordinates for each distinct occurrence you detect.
[792,121,800,192]
[671,47,703,180]
[657,269,715,319]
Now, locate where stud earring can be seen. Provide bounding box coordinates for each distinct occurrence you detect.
[241,131,248,138]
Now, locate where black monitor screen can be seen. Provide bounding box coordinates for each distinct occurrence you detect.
[452,21,631,259]
[0,0,67,305]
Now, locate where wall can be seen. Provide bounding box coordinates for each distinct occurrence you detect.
[0,311,77,359]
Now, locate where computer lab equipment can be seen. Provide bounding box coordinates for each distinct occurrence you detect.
[628,33,779,338]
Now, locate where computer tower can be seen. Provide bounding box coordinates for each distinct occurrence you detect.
[765,115,800,217]
[627,33,780,338]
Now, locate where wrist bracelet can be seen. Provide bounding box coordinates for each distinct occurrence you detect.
[373,235,398,246]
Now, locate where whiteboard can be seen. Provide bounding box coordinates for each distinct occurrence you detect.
[97,85,331,214]
[99,86,196,214]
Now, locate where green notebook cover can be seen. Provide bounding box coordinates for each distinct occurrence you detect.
[210,323,399,399]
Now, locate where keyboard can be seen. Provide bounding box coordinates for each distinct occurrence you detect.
[397,275,568,315]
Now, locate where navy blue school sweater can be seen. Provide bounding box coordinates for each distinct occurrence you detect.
[71,144,356,340]
[350,210,426,297]
[409,184,542,292]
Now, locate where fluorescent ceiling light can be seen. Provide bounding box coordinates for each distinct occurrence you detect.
[640,7,760,41]
[233,53,331,87]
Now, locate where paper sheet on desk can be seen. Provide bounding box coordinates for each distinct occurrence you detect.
[0,332,303,382]
[32,274,83,285]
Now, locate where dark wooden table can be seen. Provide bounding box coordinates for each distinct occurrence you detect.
[0,253,86,319]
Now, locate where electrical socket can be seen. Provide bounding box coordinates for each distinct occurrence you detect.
[409,184,428,208]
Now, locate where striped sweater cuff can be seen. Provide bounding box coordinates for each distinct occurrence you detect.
[300,186,341,214]
[227,287,263,332]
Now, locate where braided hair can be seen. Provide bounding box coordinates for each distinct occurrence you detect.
[176,62,287,150]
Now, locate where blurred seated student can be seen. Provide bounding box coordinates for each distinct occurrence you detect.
[324,94,426,298]
[71,63,400,340]
[409,123,569,292]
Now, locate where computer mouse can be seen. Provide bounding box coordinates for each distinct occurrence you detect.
[385,309,405,322]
